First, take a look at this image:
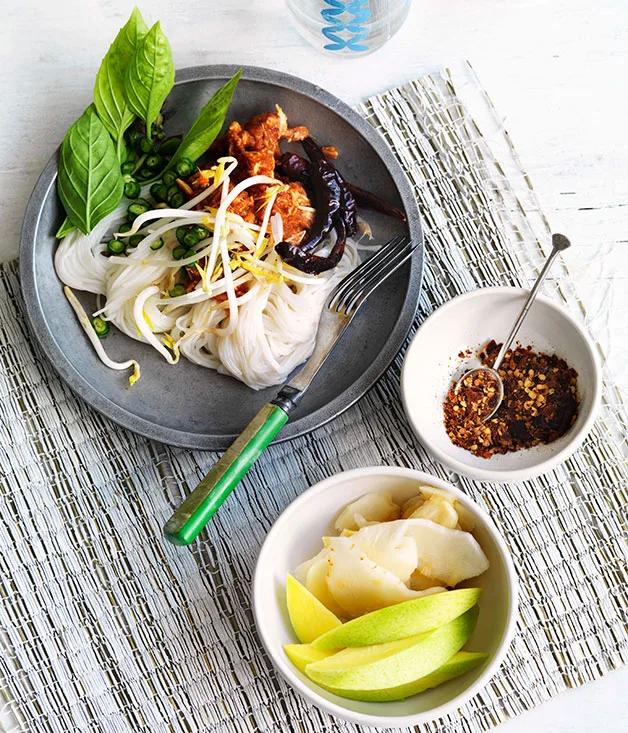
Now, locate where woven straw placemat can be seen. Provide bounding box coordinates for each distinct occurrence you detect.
[0,71,626,732]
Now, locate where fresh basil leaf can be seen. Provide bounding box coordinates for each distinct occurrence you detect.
[55,217,75,239]
[57,105,124,234]
[124,21,174,141]
[94,7,148,160]
[113,6,149,66]
[168,70,242,170]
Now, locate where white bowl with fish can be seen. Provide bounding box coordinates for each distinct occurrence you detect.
[253,466,518,728]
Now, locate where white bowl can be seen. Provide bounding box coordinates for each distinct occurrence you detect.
[401,287,602,482]
[253,467,518,728]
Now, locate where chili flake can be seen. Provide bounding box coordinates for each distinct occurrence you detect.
[443,341,580,458]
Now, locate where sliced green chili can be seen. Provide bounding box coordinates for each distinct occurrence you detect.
[139,137,154,153]
[145,153,162,169]
[91,317,109,338]
[107,239,125,255]
[168,191,185,208]
[124,180,141,199]
[175,157,195,178]
[127,199,151,220]
[150,183,168,202]
[169,284,186,298]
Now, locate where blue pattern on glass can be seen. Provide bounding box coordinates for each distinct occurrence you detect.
[321,1,371,52]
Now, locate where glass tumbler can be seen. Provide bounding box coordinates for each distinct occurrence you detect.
[286,0,412,57]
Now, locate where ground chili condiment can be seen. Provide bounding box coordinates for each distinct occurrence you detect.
[443,341,580,458]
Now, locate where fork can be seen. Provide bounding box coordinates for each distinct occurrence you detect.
[163,235,421,545]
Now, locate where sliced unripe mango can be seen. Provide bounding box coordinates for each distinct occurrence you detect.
[283,643,336,674]
[285,645,488,701]
[312,588,481,649]
[305,605,478,691]
[330,651,488,701]
[286,574,342,643]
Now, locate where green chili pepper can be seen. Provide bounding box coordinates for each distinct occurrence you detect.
[139,137,154,154]
[121,161,136,175]
[162,171,177,187]
[107,238,125,255]
[150,237,165,251]
[183,248,198,265]
[191,224,209,240]
[168,191,185,208]
[118,222,133,233]
[91,317,109,338]
[128,234,143,248]
[172,245,187,260]
[127,199,151,220]
[175,157,195,178]
[176,226,189,244]
[124,179,141,199]
[135,168,153,181]
[183,231,200,248]
[150,183,169,202]
[145,153,162,169]
[169,284,186,298]
[166,183,180,198]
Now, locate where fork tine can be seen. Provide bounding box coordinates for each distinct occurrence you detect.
[349,239,422,313]
[328,235,405,308]
[332,236,410,309]
[335,238,421,316]
[328,235,408,310]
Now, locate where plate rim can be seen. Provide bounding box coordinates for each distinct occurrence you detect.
[19,64,423,450]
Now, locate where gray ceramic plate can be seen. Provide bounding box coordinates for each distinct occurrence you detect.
[20,65,423,450]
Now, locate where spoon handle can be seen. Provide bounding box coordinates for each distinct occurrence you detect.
[491,234,570,371]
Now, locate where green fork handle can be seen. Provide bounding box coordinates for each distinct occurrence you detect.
[163,403,290,545]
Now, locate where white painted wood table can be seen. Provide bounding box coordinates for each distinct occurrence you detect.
[2,1,627,731]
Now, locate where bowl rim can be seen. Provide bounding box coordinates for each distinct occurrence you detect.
[400,286,602,482]
[252,466,519,727]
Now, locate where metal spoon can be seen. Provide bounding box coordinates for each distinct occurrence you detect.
[454,233,572,421]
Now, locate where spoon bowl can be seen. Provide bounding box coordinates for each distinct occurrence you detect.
[454,366,503,421]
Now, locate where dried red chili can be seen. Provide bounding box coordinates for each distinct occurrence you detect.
[443,341,580,458]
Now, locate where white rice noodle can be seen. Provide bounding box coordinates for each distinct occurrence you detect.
[54,163,362,390]
[174,244,359,389]
[55,208,122,295]
[133,285,179,364]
